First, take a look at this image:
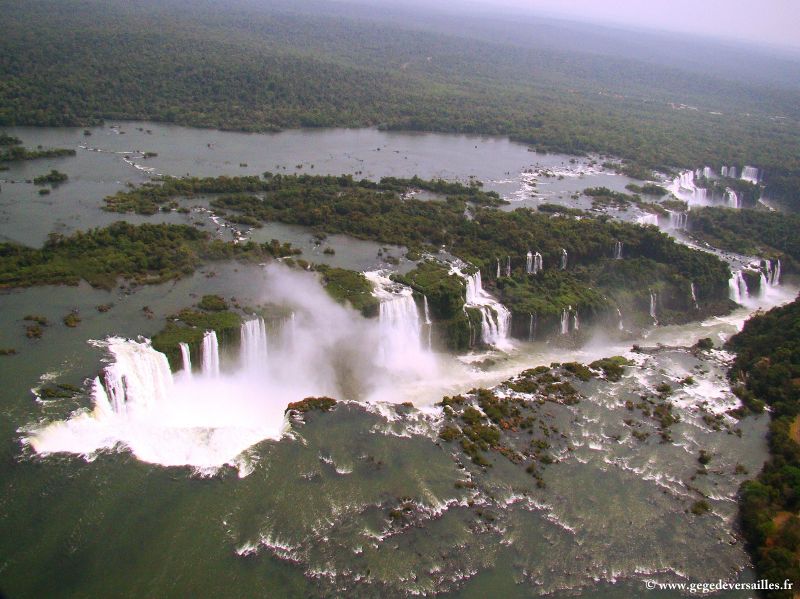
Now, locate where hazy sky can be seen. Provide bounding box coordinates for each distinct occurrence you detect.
[459,0,800,49]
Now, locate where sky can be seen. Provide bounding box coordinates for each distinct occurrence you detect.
[438,0,800,50]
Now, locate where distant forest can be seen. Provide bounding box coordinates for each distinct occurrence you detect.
[1,0,799,208]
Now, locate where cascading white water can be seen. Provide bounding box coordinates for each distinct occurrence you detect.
[649,291,658,325]
[241,317,268,372]
[720,166,728,178]
[702,166,713,179]
[179,342,192,375]
[94,338,175,416]
[496,258,501,279]
[533,252,543,274]
[728,271,749,304]
[560,307,570,335]
[365,271,431,368]
[690,283,699,310]
[573,311,580,331]
[26,264,448,472]
[202,331,220,378]
[423,295,433,350]
[455,266,511,349]
[727,166,737,179]
[694,188,707,203]
[560,249,568,270]
[617,308,624,331]
[769,259,781,286]
[614,241,623,260]
[759,272,769,297]
[668,211,688,230]
[741,166,759,184]
[677,170,694,191]
[725,188,740,209]
[637,213,659,226]
[528,313,537,341]
[526,251,533,274]
[505,256,511,277]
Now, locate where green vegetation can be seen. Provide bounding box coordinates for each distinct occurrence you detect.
[2,1,799,208]
[151,303,242,369]
[625,183,668,196]
[688,208,799,273]
[317,266,379,317]
[62,312,81,327]
[197,294,228,312]
[589,356,632,382]
[103,173,502,216]
[0,145,75,162]
[728,298,800,596]
[0,221,299,290]
[285,396,338,414]
[33,169,68,186]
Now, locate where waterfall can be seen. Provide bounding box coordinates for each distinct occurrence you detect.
[677,170,694,191]
[614,241,623,260]
[728,271,749,304]
[365,271,430,366]
[533,252,543,274]
[94,338,175,416]
[505,255,511,277]
[202,331,220,377]
[560,307,570,335]
[496,258,501,278]
[725,188,740,209]
[240,317,268,372]
[528,313,537,341]
[649,291,658,325]
[423,295,433,350]
[759,272,769,297]
[741,166,759,184]
[728,166,737,179]
[694,188,707,203]
[573,311,580,331]
[720,166,728,178]
[690,283,699,310]
[526,251,533,274]
[456,266,511,348]
[560,249,568,270]
[179,342,192,375]
[637,213,659,226]
[703,166,712,179]
[617,308,624,331]
[668,211,687,230]
[768,259,781,286]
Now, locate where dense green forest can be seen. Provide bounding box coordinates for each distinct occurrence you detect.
[103,172,732,346]
[1,0,799,208]
[0,222,298,289]
[688,208,799,272]
[729,297,800,597]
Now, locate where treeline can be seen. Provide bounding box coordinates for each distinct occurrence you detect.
[103,173,504,215]
[1,0,799,209]
[729,297,800,597]
[688,208,799,272]
[0,222,298,289]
